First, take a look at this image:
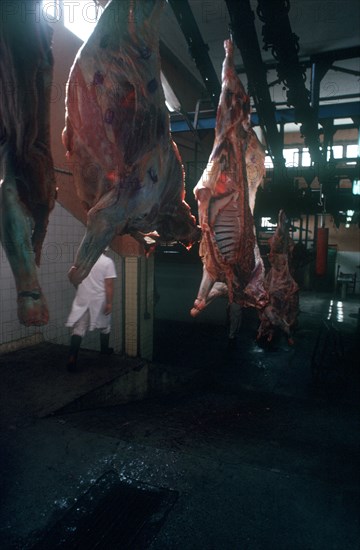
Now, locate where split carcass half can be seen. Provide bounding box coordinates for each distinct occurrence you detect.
[0,1,56,325]
[63,0,200,285]
[190,39,268,316]
[257,210,299,344]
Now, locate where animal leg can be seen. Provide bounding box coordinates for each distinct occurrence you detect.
[0,158,48,326]
[190,265,217,317]
[68,206,121,286]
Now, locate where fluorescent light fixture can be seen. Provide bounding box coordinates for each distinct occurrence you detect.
[334,118,354,126]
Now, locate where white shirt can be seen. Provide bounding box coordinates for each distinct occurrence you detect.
[66,254,117,330]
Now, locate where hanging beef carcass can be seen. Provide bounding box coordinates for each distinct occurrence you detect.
[190,39,268,316]
[0,1,56,325]
[190,40,296,343]
[62,0,200,286]
[257,210,299,344]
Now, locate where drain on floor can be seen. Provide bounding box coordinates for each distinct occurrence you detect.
[28,470,178,549]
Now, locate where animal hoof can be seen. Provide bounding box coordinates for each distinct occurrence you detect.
[190,299,205,317]
[287,337,295,346]
[17,293,49,326]
[190,307,200,317]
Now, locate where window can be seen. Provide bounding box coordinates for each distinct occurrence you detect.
[283,148,299,167]
[261,217,277,228]
[301,148,311,167]
[332,145,344,159]
[352,180,360,195]
[346,144,359,158]
[264,155,274,169]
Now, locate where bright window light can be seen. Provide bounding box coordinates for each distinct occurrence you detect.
[346,144,359,158]
[327,145,343,160]
[301,148,311,167]
[332,145,344,159]
[261,217,277,228]
[264,155,274,169]
[66,1,104,42]
[42,0,104,41]
[352,180,360,195]
[42,0,60,20]
[283,148,299,167]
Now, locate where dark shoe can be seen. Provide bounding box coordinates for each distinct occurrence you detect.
[101,348,114,355]
[66,335,82,371]
[67,354,77,372]
[100,333,113,355]
[228,337,237,350]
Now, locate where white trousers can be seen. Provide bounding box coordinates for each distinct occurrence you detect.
[72,310,111,337]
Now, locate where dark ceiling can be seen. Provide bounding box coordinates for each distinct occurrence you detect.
[92,0,360,218]
[160,0,360,116]
[156,0,360,220]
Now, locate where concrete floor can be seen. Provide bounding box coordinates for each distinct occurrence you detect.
[0,285,359,549]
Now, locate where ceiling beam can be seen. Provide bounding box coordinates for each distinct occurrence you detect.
[235,46,360,74]
[225,0,286,175]
[170,101,360,131]
[167,0,221,108]
[256,0,325,169]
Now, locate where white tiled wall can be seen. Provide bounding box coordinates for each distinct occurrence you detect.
[0,202,124,354]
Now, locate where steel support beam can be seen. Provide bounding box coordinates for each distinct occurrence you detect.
[170,103,360,132]
[167,0,221,107]
[225,0,286,175]
[256,0,325,168]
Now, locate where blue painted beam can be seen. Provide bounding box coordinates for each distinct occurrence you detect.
[170,101,360,132]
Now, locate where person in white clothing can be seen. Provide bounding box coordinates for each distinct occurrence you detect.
[65,252,117,371]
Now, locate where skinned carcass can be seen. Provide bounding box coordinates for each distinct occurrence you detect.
[257,210,299,344]
[62,0,200,286]
[190,39,268,316]
[190,40,294,343]
[0,1,56,326]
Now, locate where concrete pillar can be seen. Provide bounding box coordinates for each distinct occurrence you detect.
[124,255,154,360]
[112,236,154,360]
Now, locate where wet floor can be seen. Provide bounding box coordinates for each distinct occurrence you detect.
[0,290,359,549]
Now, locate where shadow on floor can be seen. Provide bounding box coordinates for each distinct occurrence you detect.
[0,291,359,549]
